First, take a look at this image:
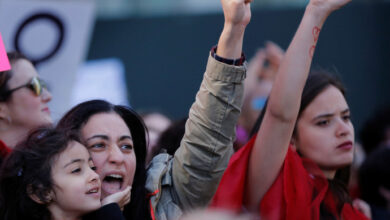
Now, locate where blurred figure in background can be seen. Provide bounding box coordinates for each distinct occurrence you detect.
[0,52,52,165]
[141,112,171,164]
[146,117,188,163]
[360,106,390,155]
[359,146,390,220]
[235,42,284,150]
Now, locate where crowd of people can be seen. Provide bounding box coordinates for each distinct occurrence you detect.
[0,0,388,219]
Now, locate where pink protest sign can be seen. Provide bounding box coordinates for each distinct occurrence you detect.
[0,33,11,72]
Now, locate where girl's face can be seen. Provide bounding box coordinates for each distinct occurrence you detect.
[4,59,52,129]
[81,112,136,199]
[294,85,355,178]
[49,141,101,218]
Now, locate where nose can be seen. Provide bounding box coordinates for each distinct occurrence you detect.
[88,167,100,183]
[336,118,352,138]
[41,88,52,103]
[108,145,125,165]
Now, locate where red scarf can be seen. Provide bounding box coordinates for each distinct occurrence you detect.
[0,139,11,159]
[210,135,369,220]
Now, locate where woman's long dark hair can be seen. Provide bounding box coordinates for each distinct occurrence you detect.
[56,99,151,220]
[250,71,352,216]
[0,127,80,220]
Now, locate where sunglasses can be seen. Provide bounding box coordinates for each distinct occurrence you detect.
[2,76,47,99]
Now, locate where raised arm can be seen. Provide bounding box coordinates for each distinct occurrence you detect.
[172,0,252,209]
[217,0,252,59]
[245,0,351,210]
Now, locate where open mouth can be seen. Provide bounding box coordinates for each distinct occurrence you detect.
[86,187,99,194]
[86,186,100,199]
[102,174,124,194]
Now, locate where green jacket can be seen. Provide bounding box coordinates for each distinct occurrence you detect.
[145,54,246,220]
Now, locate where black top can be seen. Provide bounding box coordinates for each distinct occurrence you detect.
[83,203,125,220]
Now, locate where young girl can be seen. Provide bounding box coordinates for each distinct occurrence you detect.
[0,127,130,220]
[211,0,371,219]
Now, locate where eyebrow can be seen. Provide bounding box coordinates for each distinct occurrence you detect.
[64,157,93,168]
[119,135,132,141]
[312,108,350,121]
[86,134,109,142]
[86,134,132,142]
[64,159,84,168]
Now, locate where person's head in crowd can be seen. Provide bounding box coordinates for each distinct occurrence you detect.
[56,99,149,219]
[246,41,283,120]
[360,106,390,155]
[0,52,52,148]
[235,42,283,149]
[0,127,101,220]
[141,112,171,163]
[148,117,187,162]
[252,70,353,202]
[359,146,390,213]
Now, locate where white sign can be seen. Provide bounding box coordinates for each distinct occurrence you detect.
[0,0,95,121]
[70,58,130,107]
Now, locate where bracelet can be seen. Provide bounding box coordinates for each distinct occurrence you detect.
[211,46,246,66]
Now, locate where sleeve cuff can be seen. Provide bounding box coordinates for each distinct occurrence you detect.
[210,45,246,66]
[206,52,246,83]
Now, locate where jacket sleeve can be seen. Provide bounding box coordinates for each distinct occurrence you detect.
[172,54,246,209]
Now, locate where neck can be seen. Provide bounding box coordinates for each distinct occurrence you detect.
[321,168,337,179]
[0,125,31,148]
[49,205,82,220]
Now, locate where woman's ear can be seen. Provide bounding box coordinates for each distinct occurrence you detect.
[27,185,53,204]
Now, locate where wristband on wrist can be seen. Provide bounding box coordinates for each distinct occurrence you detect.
[211,46,246,66]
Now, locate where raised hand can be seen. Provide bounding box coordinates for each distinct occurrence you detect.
[265,41,284,75]
[217,0,253,60]
[352,199,372,219]
[221,0,252,28]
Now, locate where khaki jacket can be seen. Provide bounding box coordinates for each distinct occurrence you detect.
[146,54,246,220]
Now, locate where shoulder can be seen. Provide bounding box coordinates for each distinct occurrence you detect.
[146,153,174,193]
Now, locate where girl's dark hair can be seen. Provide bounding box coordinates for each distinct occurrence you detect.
[0,52,29,102]
[56,99,151,220]
[250,71,351,215]
[0,126,80,220]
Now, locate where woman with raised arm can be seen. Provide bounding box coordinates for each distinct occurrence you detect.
[56,1,252,219]
[211,0,371,219]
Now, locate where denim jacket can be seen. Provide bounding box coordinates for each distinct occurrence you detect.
[145,54,246,220]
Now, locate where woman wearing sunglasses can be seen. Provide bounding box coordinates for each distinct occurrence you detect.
[0,52,52,165]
